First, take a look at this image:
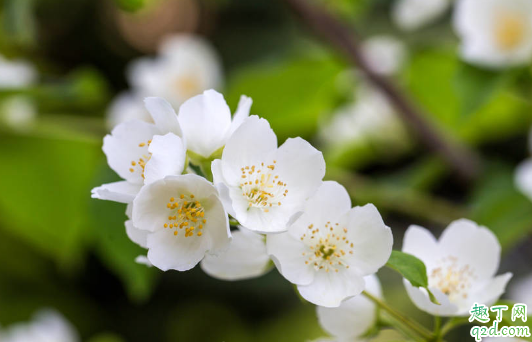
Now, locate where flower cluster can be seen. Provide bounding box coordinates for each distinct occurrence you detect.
[92,89,394,307]
[93,89,513,341]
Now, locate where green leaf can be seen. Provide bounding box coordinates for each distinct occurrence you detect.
[226,55,344,142]
[386,251,440,305]
[453,62,514,118]
[0,131,101,271]
[113,0,145,12]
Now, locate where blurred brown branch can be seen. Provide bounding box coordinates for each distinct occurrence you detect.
[283,0,481,181]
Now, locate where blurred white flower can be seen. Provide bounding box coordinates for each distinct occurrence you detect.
[0,96,37,131]
[320,86,407,148]
[509,273,532,308]
[316,275,381,342]
[515,129,532,201]
[0,309,79,342]
[402,219,512,316]
[267,181,393,307]
[453,0,532,69]
[0,54,37,89]
[128,34,223,109]
[212,116,325,234]
[106,92,152,129]
[392,0,450,31]
[91,97,186,203]
[178,89,251,160]
[132,174,231,271]
[201,227,271,280]
[361,36,407,76]
[135,255,153,267]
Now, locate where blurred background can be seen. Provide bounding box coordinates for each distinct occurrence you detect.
[0,0,531,341]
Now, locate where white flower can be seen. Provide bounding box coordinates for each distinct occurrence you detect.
[0,54,37,89]
[267,181,393,307]
[91,97,185,203]
[320,85,407,148]
[0,309,79,342]
[515,129,532,201]
[362,36,407,76]
[132,174,231,271]
[316,275,381,342]
[453,0,532,69]
[106,92,152,129]
[0,96,37,131]
[201,227,271,280]
[212,116,326,234]
[392,0,450,31]
[509,273,532,308]
[402,219,512,316]
[128,34,222,109]
[178,89,252,159]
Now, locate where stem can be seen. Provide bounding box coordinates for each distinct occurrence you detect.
[282,0,481,182]
[363,291,433,341]
[433,316,442,341]
[440,317,469,337]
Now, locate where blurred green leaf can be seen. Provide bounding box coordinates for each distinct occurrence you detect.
[227,55,344,141]
[87,333,125,342]
[469,163,532,251]
[453,62,515,118]
[0,132,101,270]
[89,165,158,302]
[386,251,439,305]
[2,0,36,47]
[112,0,145,12]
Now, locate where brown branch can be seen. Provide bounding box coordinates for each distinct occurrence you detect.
[283,0,481,181]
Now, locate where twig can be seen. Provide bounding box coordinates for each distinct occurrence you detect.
[282,0,481,181]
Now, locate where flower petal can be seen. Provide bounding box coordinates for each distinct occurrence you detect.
[515,158,532,201]
[201,228,270,280]
[267,232,315,286]
[317,275,381,340]
[439,219,500,281]
[465,273,513,315]
[125,220,148,248]
[91,181,142,204]
[404,280,459,316]
[402,225,440,268]
[228,95,252,135]
[102,120,160,183]
[297,268,366,307]
[144,97,182,136]
[178,89,232,158]
[343,204,393,275]
[211,159,236,217]
[144,133,186,185]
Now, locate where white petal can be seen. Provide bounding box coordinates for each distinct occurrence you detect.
[288,181,351,239]
[274,137,326,202]
[178,89,232,158]
[106,92,151,129]
[91,181,142,203]
[102,120,160,183]
[439,219,501,281]
[125,220,148,248]
[515,159,532,201]
[267,232,315,285]
[393,0,449,31]
[211,159,236,217]
[147,228,210,271]
[466,273,513,314]
[0,56,37,89]
[143,133,186,185]
[228,95,252,135]
[362,36,407,76]
[317,275,381,340]
[135,255,153,267]
[402,225,440,268]
[221,116,277,185]
[404,280,459,316]
[144,97,182,137]
[201,228,270,280]
[343,204,393,275]
[202,193,231,255]
[297,268,366,307]
[510,273,532,307]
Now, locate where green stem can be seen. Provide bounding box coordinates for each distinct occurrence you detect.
[440,317,469,337]
[432,316,442,341]
[363,291,433,341]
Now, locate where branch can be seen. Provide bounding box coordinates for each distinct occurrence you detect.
[283,0,481,181]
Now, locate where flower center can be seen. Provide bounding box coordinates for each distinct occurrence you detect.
[163,194,206,237]
[300,222,354,273]
[494,11,526,50]
[429,256,476,302]
[239,161,289,212]
[129,139,152,180]
[174,74,201,100]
